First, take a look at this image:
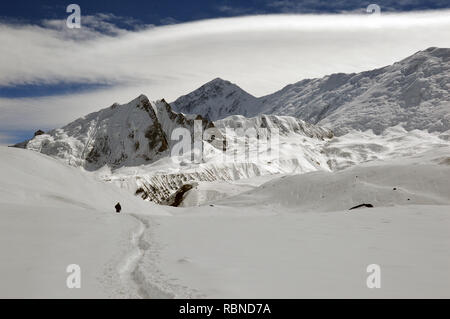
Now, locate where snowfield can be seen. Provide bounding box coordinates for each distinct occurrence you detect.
[1,142,449,298]
[141,147,450,298]
[148,205,450,298]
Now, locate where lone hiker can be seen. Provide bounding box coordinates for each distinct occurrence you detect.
[115,202,122,213]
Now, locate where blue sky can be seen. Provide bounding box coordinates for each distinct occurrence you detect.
[0,0,449,144]
[1,0,449,26]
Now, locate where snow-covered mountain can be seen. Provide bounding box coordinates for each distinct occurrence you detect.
[171,78,261,120]
[15,95,215,170]
[13,90,450,206]
[172,47,450,134]
[13,47,450,206]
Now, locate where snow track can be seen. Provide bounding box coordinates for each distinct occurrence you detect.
[118,214,173,299]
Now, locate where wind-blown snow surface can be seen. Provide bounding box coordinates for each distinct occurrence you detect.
[172,47,450,134]
[0,146,168,298]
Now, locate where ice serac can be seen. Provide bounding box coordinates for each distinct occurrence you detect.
[172,47,450,135]
[15,95,214,170]
[171,78,261,121]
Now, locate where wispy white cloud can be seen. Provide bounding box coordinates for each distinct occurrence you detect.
[1,11,450,134]
[41,14,130,38]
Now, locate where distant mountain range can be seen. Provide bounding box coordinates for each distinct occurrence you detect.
[13,47,450,171]
[12,47,450,204]
[172,47,450,134]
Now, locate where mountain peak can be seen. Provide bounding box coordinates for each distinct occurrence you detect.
[199,78,243,93]
[206,77,232,85]
[171,78,260,120]
[400,47,450,62]
[125,93,149,107]
[423,46,449,57]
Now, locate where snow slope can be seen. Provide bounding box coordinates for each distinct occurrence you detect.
[172,47,450,134]
[264,47,450,134]
[142,147,450,298]
[222,146,450,211]
[0,146,168,298]
[180,127,450,206]
[322,126,450,170]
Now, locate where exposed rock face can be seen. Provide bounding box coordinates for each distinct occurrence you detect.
[14,95,215,170]
[12,130,46,149]
[160,183,196,207]
[127,162,279,204]
[349,203,374,210]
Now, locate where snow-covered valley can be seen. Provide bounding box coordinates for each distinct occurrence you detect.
[1,142,450,298]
